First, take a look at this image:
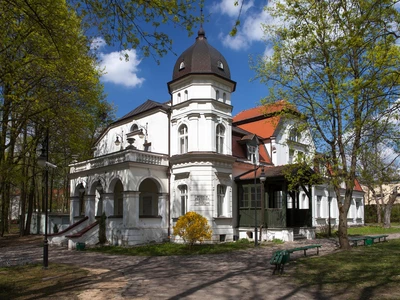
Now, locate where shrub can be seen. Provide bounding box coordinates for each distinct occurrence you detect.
[173,211,212,247]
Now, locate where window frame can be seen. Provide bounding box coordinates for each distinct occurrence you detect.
[179,124,188,154]
[216,124,225,154]
[217,184,226,217]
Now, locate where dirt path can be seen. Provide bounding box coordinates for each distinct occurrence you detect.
[1,234,400,299]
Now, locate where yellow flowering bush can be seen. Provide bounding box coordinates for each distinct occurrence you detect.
[173,211,212,247]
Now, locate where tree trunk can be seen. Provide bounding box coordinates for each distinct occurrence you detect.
[24,175,36,236]
[338,203,351,249]
[383,189,398,228]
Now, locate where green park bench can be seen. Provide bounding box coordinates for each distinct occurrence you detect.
[286,244,322,256]
[365,235,389,243]
[349,236,371,246]
[270,250,290,274]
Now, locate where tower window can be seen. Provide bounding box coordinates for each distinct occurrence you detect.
[217,60,224,69]
[216,90,220,101]
[179,124,188,154]
[216,124,225,154]
[179,61,185,70]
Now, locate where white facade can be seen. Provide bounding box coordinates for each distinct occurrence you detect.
[58,28,365,248]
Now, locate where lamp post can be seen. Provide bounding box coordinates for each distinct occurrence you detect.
[138,122,150,151]
[259,168,266,241]
[37,130,57,269]
[253,154,258,246]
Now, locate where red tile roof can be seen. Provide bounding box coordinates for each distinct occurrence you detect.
[233,100,293,123]
[236,116,281,139]
[259,143,272,164]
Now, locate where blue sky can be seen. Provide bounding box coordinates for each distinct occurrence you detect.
[91,1,276,119]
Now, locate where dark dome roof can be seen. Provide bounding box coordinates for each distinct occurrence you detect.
[172,27,231,81]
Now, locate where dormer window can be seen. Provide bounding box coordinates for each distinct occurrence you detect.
[179,61,185,70]
[247,145,257,164]
[217,60,224,70]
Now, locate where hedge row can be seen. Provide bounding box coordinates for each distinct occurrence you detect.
[365,204,400,223]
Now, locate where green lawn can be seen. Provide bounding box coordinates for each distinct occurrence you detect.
[88,238,255,256]
[347,225,400,235]
[293,239,400,299]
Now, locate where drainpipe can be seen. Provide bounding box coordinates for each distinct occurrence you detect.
[167,107,171,240]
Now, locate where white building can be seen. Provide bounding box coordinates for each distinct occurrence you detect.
[51,27,364,248]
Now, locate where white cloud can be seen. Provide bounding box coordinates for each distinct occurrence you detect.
[220,8,268,50]
[213,1,284,51]
[90,37,107,51]
[90,36,145,88]
[98,50,145,88]
[210,0,254,18]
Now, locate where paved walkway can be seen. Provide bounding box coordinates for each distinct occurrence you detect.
[1,234,399,299]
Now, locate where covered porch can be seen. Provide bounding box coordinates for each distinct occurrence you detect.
[235,165,314,242]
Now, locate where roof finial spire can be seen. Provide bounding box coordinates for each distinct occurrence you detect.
[198,5,205,39]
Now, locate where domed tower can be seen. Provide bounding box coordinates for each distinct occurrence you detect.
[168,27,236,242]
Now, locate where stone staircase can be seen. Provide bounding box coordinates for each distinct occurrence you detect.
[293,227,307,240]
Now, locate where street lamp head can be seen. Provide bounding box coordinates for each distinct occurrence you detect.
[114,136,121,146]
[78,183,85,193]
[139,129,145,139]
[260,167,266,183]
[96,180,103,193]
[37,148,47,168]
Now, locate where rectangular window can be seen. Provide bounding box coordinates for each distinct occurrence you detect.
[179,185,188,215]
[247,145,257,163]
[239,185,261,208]
[356,199,361,218]
[289,149,294,164]
[316,196,322,218]
[273,191,283,208]
[139,195,158,216]
[217,185,226,216]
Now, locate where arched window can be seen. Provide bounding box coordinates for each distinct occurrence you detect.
[289,128,301,142]
[216,124,225,154]
[216,90,220,101]
[114,180,123,216]
[130,124,138,132]
[184,90,188,101]
[139,179,158,217]
[177,93,181,103]
[179,185,188,215]
[179,124,188,154]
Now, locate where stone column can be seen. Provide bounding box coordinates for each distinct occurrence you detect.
[69,196,80,223]
[85,195,96,223]
[158,193,169,229]
[102,193,114,217]
[123,191,140,227]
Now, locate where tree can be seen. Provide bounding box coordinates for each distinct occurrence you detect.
[173,211,212,247]
[255,0,400,249]
[358,122,400,227]
[0,0,114,235]
[9,0,203,63]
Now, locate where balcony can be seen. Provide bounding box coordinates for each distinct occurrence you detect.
[70,149,169,173]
